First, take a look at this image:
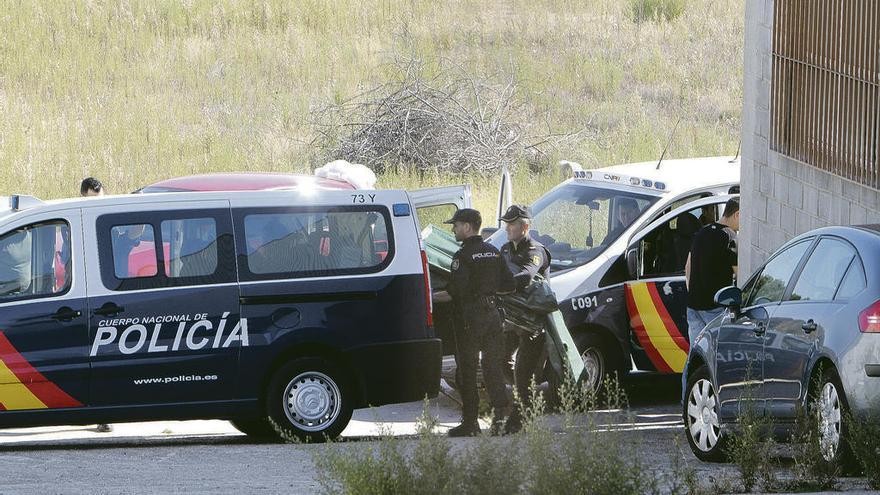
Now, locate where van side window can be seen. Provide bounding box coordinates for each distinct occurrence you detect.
[237,207,393,280]
[97,210,235,291]
[161,218,218,278]
[111,224,157,279]
[0,220,71,301]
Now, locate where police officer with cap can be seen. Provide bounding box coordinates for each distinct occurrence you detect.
[499,204,550,433]
[433,208,514,437]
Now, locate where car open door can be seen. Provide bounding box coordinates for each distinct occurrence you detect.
[622,195,737,373]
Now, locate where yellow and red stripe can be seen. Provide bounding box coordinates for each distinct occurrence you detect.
[0,331,82,410]
[625,282,690,373]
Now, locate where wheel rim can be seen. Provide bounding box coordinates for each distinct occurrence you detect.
[581,346,604,393]
[817,382,842,461]
[687,378,721,452]
[283,371,342,433]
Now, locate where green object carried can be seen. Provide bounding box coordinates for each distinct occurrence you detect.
[422,224,460,274]
[544,310,587,385]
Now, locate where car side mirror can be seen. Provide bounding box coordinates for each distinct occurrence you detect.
[625,248,638,279]
[714,286,742,317]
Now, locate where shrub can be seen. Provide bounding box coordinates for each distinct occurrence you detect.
[629,0,687,23]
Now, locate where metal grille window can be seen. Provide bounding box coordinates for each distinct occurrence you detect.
[771,1,880,188]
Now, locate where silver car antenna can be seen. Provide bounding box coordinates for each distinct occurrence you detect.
[729,139,741,163]
[656,116,682,170]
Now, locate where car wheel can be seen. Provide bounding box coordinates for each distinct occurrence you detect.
[230,418,280,441]
[575,333,611,397]
[267,357,354,443]
[811,366,853,469]
[684,365,727,462]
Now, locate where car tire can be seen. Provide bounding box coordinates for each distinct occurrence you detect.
[683,365,727,462]
[230,418,280,441]
[810,365,855,471]
[575,333,613,397]
[266,357,354,443]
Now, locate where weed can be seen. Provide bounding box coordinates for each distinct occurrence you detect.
[846,412,880,489]
[629,0,687,23]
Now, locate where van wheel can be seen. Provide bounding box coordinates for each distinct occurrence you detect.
[575,333,612,396]
[230,418,279,441]
[267,358,354,443]
[683,365,727,462]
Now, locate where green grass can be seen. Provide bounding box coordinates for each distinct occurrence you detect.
[0,0,743,205]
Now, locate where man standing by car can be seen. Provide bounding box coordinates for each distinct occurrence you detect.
[498,205,550,432]
[433,208,514,437]
[79,179,112,434]
[685,197,739,345]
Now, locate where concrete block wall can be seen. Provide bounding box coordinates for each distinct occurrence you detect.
[740,0,880,278]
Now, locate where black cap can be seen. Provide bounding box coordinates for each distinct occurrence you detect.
[444,208,482,225]
[500,204,532,222]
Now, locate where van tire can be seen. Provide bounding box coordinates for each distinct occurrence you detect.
[574,333,614,397]
[230,418,279,441]
[266,358,354,443]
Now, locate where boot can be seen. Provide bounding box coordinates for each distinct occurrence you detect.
[448,421,480,437]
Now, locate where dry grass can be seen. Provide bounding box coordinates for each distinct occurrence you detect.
[0,0,743,208]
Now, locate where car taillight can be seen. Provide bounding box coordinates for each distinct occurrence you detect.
[420,249,433,328]
[859,300,880,333]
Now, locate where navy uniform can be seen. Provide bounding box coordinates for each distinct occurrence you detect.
[499,205,550,430]
[444,209,514,436]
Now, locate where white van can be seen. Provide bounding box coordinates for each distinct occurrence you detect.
[481,157,740,393]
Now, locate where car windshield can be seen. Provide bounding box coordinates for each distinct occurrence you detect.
[489,183,658,271]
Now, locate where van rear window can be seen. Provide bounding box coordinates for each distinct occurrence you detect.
[239,208,392,279]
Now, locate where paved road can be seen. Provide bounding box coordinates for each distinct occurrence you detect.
[0,375,871,494]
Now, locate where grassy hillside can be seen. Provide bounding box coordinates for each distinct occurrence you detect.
[0,0,743,213]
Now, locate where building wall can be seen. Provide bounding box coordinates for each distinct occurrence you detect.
[740,0,880,279]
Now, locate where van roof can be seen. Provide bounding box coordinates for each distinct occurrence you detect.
[573,156,740,195]
[0,189,408,225]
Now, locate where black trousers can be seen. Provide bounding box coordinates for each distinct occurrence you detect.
[514,331,546,410]
[454,305,509,423]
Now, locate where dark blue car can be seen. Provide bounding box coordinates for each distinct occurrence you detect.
[683,225,880,465]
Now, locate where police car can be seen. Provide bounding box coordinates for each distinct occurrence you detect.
[0,188,443,442]
[485,157,740,394]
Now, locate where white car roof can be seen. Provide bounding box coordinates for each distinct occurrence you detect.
[586,156,740,195]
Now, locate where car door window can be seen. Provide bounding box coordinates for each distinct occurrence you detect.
[638,204,715,278]
[0,220,71,302]
[835,256,866,300]
[743,239,811,307]
[790,238,856,302]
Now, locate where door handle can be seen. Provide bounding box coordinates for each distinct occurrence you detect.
[52,306,82,322]
[802,319,818,334]
[753,322,767,336]
[94,303,124,317]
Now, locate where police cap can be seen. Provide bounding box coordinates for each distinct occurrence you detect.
[500,204,532,223]
[444,208,482,225]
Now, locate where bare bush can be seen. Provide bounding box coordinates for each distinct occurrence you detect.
[312,58,582,175]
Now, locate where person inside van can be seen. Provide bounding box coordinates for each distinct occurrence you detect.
[603,198,640,245]
[0,228,32,297]
[112,224,147,278]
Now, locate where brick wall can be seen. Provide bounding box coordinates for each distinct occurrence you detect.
[741,0,880,279]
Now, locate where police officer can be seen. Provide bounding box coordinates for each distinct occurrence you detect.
[498,205,550,432]
[433,208,514,437]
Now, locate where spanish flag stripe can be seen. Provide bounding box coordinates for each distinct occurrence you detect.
[645,283,691,354]
[624,285,672,373]
[0,360,46,410]
[0,331,82,408]
[628,283,688,373]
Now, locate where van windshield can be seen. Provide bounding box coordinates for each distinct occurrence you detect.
[490,183,658,271]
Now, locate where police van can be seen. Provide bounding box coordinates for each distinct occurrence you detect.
[483,157,740,394]
[0,188,443,442]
